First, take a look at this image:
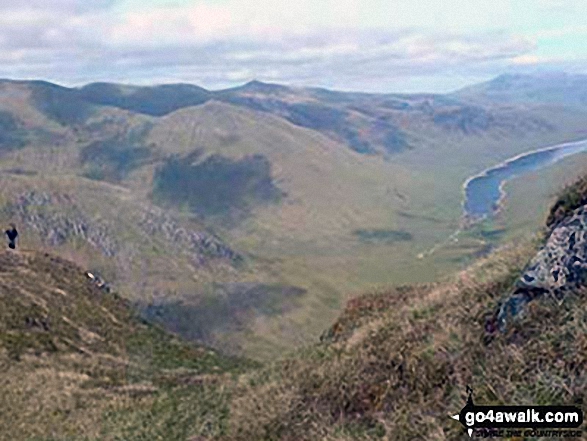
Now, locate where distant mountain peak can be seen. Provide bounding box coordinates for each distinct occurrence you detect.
[237,79,291,93]
[490,71,573,85]
[452,71,587,106]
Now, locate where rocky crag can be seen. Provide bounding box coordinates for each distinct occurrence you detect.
[492,203,587,333]
[138,208,243,266]
[2,190,118,256]
[1,190,242,267]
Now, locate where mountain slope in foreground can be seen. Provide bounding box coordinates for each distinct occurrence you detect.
[1,175,586,440]
[211,176,587,441]
[0,250,255,441]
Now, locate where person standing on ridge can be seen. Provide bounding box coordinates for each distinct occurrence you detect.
[5,224,18,250]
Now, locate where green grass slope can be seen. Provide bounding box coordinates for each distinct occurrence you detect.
[1,175,586,441]
[0,250,254,441]
[0,171,290,358]
[1,77,587,362]
[205,182,587,441]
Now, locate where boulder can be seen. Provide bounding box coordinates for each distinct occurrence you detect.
[495,205,587,332]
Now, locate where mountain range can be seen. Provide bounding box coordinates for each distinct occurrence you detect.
[1,72,587,358]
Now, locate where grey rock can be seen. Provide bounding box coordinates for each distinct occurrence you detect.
[2,191,118,257]
[496,205,587,332]
[138,209,242,265]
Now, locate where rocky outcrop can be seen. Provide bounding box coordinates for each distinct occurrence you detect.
[2,191,242,267]
[138,209,243,265]
[493,204,587,332]
[2,191,118,257]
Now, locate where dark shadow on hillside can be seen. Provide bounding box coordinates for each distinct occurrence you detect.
[30,81,96,126]
[432,105,494,134]
[0,111,27,152]
[138,283,307,352]
[152,152,284,225]
[397,210,444,224]
[354,228,413,244]
[371,117,411,154]
[78,83,211,116]
[80,124,156,182]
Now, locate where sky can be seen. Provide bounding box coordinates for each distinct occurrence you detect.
[0,0,586,93]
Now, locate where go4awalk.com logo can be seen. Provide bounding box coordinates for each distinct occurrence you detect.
[451,387,584,438]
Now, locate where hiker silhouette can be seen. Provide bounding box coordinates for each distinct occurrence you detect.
[5,224,18,250]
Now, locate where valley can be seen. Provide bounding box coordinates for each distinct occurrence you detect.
[1,73,587,360]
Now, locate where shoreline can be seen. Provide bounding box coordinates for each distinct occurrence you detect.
[461,137,587,221]
[420,137,587,259]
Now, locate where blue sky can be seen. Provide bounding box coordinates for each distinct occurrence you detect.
[0,0,586,92]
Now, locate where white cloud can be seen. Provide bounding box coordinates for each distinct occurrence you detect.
[0,0,580,91]
[0,0,115,12]
[511,54,543,65]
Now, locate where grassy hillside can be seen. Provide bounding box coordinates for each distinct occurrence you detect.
[201,178,587,440]
[3,175,585,440]
[0,76,587,361]
[0,250,254,441]
[219,239,587,441]
[0,171,296,358]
